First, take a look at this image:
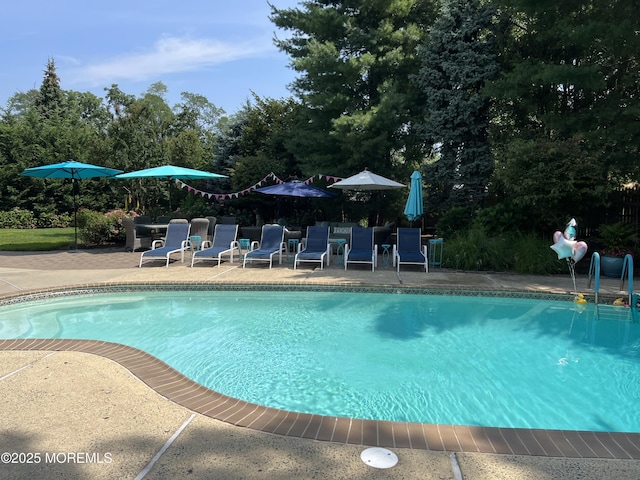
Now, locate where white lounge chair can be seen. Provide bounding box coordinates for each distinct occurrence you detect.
[294,226,330,270]
[393,227,428,272]
[345,227,377,271]
[243,225,286,269]
[191,224,239,267]
[139,222,190,267]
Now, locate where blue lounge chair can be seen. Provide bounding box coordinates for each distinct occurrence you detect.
[243,225,286,269]
[393,227,428,272]
[191,224,239,267]
[344,227,377,271]
[294,226,330,270]
[139,222,190,267]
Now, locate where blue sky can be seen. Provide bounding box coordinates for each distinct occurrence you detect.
[2,0,300,114]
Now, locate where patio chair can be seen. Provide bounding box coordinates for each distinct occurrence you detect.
[344,227,377,272]
[123,217,152,252]
[393,227,428,273]
[243,225,286,269]
[133,215,153,237]
[294,226,330,270]
[139,222,191,267]
[205,216,217,243]
[191,224,239,267]
[188,218,210,250]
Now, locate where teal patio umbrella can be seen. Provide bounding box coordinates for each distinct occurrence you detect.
[20,160,123,250]
[116,165,227,210]
[403,170,424,225]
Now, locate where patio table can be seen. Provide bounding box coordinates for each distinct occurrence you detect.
[135,224,169,240]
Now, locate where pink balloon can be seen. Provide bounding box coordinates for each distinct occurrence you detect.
[551,236,576,260]
[572,241,588,263]
[553,231,563,243]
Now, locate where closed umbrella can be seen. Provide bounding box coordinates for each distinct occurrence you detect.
[116,165,227,210]
[403,170,424,225]
[20,160,123,250]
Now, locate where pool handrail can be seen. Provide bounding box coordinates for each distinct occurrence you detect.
[587,252,601,304]
[620,253,634,306]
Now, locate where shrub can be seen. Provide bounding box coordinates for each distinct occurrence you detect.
[76,209,138,245]
[104,209,136,243]
[436,206,473,239]
[442,228,566,274]
[443,227,510,271]
[36,212,72,228]
[0,208,37,229]
[77,209,112,246]
[512,234,566,275]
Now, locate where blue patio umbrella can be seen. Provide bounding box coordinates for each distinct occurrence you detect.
[116,165,227,210]
[256,180,335,198]
[20,160,123,250]
[403,170,424,224]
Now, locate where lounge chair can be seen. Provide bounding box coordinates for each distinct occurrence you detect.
[344,227,377,271]
[191,224,239,267]
[139,222,191,267]
[294,226,330,270]
[123,217,152,252]
[243,225,286,269]
[393,227,428,272]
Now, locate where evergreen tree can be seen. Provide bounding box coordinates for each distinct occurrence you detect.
[487,0,640,230]
[35,58,65,120]
[271,0,435,180]
[413,0,499,213]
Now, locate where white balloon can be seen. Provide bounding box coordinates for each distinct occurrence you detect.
[551,236,576,260]
[572,241,588,263]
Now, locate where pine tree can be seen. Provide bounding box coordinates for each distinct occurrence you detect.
[413,0,499,213]
[35,58,65,120]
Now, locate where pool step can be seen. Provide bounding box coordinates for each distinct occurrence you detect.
[595,304,635,323]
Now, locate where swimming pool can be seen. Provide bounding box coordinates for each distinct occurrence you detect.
[1,289,639,432]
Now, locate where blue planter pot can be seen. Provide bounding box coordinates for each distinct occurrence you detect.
[600,255,624,278]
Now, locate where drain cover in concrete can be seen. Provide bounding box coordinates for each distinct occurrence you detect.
[360,447,398,469]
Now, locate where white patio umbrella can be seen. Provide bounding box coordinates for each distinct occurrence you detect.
[329,169,405,191]
[329,169,405,226]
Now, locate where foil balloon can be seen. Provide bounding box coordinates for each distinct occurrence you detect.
[553,231,563,243]
[551,235,576,260]
[564,218,577,240]
[571,241,588,263]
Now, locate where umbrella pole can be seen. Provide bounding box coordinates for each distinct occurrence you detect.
[72,178,78,250]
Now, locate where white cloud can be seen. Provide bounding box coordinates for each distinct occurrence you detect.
[68,36,273,86]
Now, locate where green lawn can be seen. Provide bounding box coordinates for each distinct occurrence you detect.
[0,228,76,251]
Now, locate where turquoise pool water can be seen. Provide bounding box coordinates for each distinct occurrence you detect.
[2,290,640,432]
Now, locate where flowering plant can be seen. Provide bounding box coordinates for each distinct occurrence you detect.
[597,222,638,258]
[600,247,635,258]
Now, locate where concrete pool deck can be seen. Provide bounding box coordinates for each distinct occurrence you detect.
[1,247,639,479]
